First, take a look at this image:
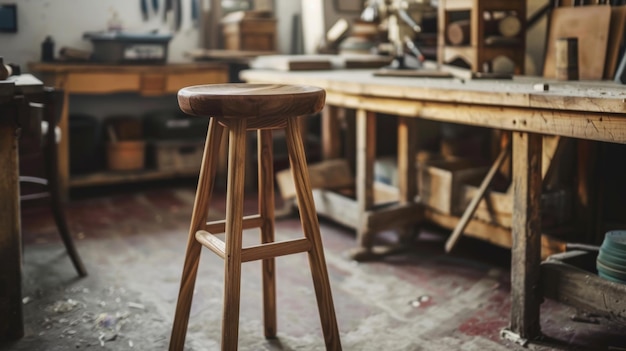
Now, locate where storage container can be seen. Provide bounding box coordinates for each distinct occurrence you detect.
[152,140,205,173]
[84,32,172,64]
[69,113,103,174]
[143,110,208,140]
[106,140,146,171]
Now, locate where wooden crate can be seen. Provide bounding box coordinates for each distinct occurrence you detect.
[417,159,488,215]
[153,140,204,173]
[276,159,354,200]
[221,12,276,51]
[459,185,572,229]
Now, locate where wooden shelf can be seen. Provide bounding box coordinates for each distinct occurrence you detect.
[69,168,199,188]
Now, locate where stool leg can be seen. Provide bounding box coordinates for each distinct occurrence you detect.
[44,91,87,277]
[258,129,277,338]
[222,119,247,351]
[170,119,224,351]
[285,118,342,350]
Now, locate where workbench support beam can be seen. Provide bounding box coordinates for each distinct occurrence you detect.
[322,105,341,160]
[508,131,543,340]
[347,109,379,261]
[397,116,419,244]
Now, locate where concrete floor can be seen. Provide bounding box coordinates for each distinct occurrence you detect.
[2,181,626,351]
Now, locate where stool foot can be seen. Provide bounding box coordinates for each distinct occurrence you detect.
[286,118,342,350]
[51,203,87,277]
[170,119,225,351]
[169,241,203,351]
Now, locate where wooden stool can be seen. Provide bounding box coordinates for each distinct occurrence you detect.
[169,84,342,351]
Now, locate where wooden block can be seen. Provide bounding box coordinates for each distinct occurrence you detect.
[417,159,488,215]
[459,185,572,229]
[276,158,354,200]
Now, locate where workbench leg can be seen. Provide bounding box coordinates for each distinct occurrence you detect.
[321,105,342,160]
[397,117,419,245]
[350,109,377,261]
[0,107,24,341]
[502,131,542,345]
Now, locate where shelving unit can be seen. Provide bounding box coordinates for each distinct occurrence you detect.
[28,62,229,199]
[437,0,526,74]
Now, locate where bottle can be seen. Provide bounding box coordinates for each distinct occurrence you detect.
[41,36,55,62]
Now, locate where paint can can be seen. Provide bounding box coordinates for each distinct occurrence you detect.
[555,37,578,80]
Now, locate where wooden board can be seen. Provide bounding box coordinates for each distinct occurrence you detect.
[604,6,626,79]
[543,5,612,80]
[374,68,454,78]
[249,55,333,71]
[343,55,394,69]
[542,250,626,322]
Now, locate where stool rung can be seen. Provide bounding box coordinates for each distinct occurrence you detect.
[195,230,226,259]
[195,231,311,263]
[204,214,263,234]
[241,238,311,262]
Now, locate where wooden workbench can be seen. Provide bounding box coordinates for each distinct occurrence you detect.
[241,68,626,342]
[0,74,44,341]
[28,62,229,199]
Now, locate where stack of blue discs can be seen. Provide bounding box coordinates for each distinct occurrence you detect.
[597,230,626,284]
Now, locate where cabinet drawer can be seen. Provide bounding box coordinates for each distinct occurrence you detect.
[66,73,140,93]
[165,70,229,93]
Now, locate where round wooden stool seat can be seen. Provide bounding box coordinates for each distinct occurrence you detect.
[178,83,325,120]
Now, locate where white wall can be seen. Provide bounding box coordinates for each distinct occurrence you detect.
[0,0,305,69]
[0,0,202,69]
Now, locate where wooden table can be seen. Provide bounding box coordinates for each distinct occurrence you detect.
[0,74,44,341]
[28,62,229,199]
[241,68,626,342]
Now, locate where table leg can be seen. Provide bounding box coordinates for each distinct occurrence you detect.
[350,109,376,260]
[502,131,542,344]
[0,101,24,341]
[397,117,419,245]
[321,105,341,160]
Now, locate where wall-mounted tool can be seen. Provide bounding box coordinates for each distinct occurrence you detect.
[163,0,171,23]
[141,0,149,21]
[191,0,199,28]
[174,0,182,31]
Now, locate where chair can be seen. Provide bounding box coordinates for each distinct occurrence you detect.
[169,84,341,350]
[19,87,87,277]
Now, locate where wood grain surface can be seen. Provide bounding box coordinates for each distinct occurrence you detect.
[178,84,325,120]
